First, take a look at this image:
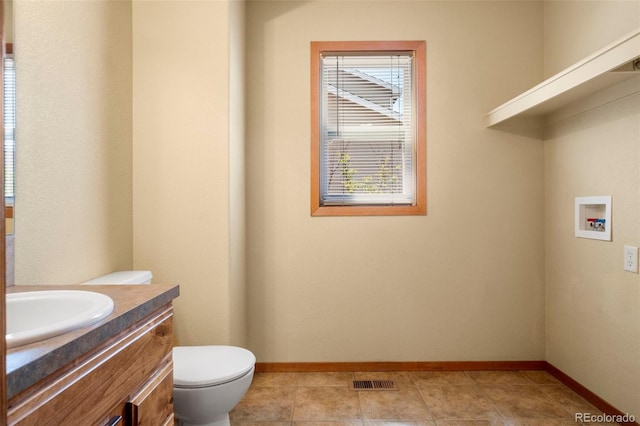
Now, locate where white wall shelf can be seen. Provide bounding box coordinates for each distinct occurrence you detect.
[487,28,640,130]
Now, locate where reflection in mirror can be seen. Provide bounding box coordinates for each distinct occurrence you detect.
[3,0,12,236]
[2,0,8,421]
[4,43,14,236]
[4,0,13,290]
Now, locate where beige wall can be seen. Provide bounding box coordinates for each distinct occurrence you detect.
[543,0,640,77]
[132,0,246,346]
[14,0,133,285]
[246,1,546,362]
[4,0,12,44]
[229,0,248,347]
[544,1,640,417]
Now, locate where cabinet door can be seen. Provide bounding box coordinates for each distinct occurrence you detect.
[126,360,174,426]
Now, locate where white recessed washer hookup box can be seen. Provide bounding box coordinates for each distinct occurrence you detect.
[575,196,611,241]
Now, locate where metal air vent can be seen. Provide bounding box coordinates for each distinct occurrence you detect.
[350,380,398,391]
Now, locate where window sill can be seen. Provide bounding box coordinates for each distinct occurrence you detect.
[311,203,426,217]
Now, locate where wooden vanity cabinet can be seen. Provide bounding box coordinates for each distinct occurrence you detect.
[7,304,175,426]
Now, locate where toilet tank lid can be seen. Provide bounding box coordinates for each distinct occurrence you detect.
[84,270,152,285]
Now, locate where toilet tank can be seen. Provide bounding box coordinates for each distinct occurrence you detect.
[84,271,153,285]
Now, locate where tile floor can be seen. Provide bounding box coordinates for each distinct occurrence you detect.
[230,370,616,426]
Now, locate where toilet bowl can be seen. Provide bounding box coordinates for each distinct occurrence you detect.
[84,271,256,426]
[173,345,256,426]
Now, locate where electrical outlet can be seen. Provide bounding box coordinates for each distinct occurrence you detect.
[623,245,638,273]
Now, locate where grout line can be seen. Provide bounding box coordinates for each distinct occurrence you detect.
[289,381,295,423]
[355,383,364,421]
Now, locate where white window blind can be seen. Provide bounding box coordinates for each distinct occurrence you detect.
[319,53,416,206]
[4,55,15,200]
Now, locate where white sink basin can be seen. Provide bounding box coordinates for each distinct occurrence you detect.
[6,290,115,349]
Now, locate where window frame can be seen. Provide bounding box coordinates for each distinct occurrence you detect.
[310,40,426,217]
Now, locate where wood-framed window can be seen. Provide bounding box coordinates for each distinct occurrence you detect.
[311,40,426,216]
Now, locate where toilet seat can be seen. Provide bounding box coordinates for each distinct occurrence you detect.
[173,346,256,389]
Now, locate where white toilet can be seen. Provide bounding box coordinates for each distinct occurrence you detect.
[173,345,255,426]
[84,271,256,426]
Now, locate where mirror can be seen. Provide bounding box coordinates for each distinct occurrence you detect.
[2,0,8,421]
[3,0,12,235]
[3,0,12,289]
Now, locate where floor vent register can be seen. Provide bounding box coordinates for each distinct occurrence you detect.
[349,380,398,391]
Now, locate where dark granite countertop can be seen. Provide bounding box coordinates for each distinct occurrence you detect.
[6,284,180,400]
